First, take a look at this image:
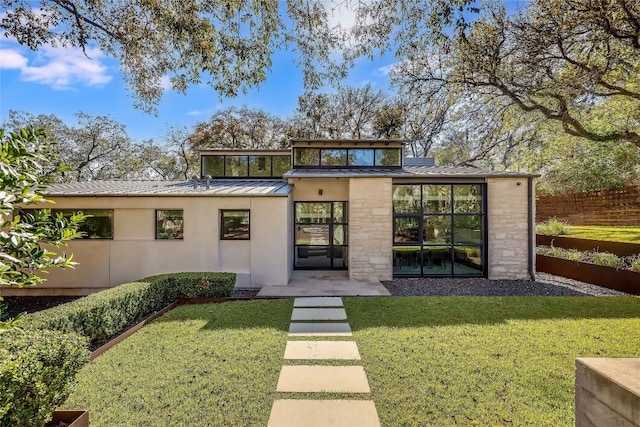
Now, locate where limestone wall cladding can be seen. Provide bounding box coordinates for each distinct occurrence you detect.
[486,178,533,280]
[348,178,393,281]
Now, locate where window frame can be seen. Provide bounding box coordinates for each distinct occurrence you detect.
[220,209,251,240]
[155,209,184,240]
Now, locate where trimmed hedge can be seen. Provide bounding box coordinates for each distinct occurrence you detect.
[0,329,89,427]
[26,272,236,344]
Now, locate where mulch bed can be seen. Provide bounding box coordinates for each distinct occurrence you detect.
[2,296,81,318]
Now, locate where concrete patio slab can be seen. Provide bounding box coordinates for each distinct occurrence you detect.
[276,365,370,393]
[284,341,361,360]
[288,322,352,336]
[257,271,391,297]
[268,400,380,427]
[291,308,347,321]
[294,297,344,307]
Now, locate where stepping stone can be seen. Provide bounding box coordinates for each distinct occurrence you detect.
[268,400,380,427]
[288,322,352,336]
[276,365,370,393]
[291,308,347,321]
[284,340,361,360]
[294,297,343,307]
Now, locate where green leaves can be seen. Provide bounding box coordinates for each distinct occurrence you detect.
[0,128,84,289]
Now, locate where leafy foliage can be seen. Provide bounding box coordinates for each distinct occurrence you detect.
[25,272,236,344]
[536,219,571,236]
[0,128,84,289]
[0,328,89,427]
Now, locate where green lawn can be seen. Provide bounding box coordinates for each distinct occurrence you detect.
[63,297,640,426]
[566,226,640,244]
[345,297,640,427]
[63,300,293,426]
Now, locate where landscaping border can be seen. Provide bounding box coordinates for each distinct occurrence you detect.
[536,255,640,295]
[537,235,640,257]
[47,410,89,427]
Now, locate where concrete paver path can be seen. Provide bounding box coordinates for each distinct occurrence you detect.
[269,296,380,426]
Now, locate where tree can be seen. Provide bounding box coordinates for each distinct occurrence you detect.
[0,128,84,327]
[391,0,640,148]
[135,127,197,180]
[1,0,479,111]
[189,107,288,150]
[5,111,140,181]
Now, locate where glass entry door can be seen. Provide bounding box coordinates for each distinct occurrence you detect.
[294,202,348,269]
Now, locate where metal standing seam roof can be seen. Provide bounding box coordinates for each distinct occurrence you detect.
[42,180,293,197]
[284,166,538,179]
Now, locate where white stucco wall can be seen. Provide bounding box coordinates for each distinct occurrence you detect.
[4,195,290,295]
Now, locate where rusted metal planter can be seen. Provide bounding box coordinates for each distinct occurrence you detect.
[536,235,640,257]
[47,410,89,427]
[536,254,640,295]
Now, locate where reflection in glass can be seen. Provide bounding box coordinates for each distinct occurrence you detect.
[333,225,347,245]
[249,156,271,176]
[348,149,374,166]
[272,155,291,176]
[321,149,348,166]
[296,224,329,245]
[201,156,224,177]
[394,217,420,243]
[221,210,250,239]
[156,210,184,239]
[423,185,451,213]
[393,185,421,213]
[295,246,331,268]
[225,156,248,177]
[295,203,331,223]
[453,247,483,275]
[294,148,320,166]
[453,215,482,244]
[393,247,421,275]
[422,247,451,275]
[333,202,347,223]
[423,216,451,244]
[454,185,483,213]
[375,148,401,166]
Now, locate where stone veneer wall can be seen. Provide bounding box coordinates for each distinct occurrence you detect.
[486,178,533,280]
[348,178,393,281]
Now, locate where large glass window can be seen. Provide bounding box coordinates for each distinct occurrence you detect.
[249,156,271,177]
[294,201,347,269]
[294,148,320,166]
[375,148,402,166]
[272,155,292,176]
[348,149,374,166]
[201,156,224,177]
[220,210,250,240]
[225,156,248,177]
[156,210,184,239]
[293,148,403,168]
[19,209,114,239]
[393,184,485,277]
[321,149,347,166]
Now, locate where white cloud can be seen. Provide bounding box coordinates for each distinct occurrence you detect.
[0,42,112,89]
[187,109,214,117]
[159,75,172,91]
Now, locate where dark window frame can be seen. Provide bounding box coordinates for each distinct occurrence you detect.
[292,147,403,168]
[155,209,184,240]
[392,183,486,277]
[18,208,114,240]
[201,155,291,178]
[220,209,251,240]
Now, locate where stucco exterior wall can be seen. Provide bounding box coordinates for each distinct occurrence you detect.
[290,178,349,201]
[4,195,290,295]
[348,178,393,281]
[486,178,533,280]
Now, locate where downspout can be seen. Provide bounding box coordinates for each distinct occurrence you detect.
[528,176,535,281]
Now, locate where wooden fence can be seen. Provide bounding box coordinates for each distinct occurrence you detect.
[536,186,640,226]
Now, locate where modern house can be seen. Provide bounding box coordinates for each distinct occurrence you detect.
[6,139,537,295]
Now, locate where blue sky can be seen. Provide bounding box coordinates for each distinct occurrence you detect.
[0,13,396,142]
[1,2,527,142]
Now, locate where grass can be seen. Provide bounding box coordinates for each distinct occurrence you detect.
[564,226,640,244]
[62,297,640,426]
[344,297,640,427]
[63,300,293,426]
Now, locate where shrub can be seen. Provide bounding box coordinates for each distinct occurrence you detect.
[587,252,623,269]
[536,218,571,235]
[25,272,236,344]
[627,255,640,272]
[536,245,581,261]
[0,329,89,427]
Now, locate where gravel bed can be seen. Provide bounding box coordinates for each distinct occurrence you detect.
[382,272,630,297]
